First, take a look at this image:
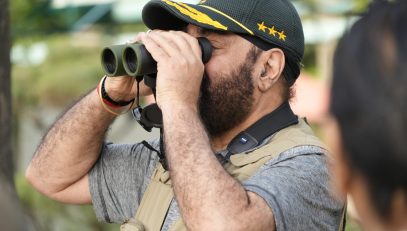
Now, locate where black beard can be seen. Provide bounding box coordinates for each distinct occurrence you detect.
[198,61,255,137]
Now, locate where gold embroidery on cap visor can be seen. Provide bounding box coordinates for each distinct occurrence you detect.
[257,21,287,41]
[199,5,254,35]
[257,22,267,32]
[268,26,277,36]
[161,0,227,30]
[278,31,286,41]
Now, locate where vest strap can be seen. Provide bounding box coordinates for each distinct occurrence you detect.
[121,164,173,231]
[230,119,326,167]
[227,101,298,155]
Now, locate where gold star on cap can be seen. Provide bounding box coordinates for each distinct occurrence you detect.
[257,22,267,32]
[268,26,277,36]
[278,31,286,41]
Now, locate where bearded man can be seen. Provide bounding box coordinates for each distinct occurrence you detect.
[26,0,344,230]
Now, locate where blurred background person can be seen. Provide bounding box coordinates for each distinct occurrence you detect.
[328,1,407,230]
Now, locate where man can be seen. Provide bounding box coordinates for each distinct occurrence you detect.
[26,0,344,230]
[328,1,407,230]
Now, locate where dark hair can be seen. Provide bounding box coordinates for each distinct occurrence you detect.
[330,0,407,220]
[280,49,300,100]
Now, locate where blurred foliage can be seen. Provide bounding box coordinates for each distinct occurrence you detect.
[10,0,113,37]
[11,0,70,36]
[354,0,371,13]
[12,34,102,108]
[292,0,370,15]
[346,215,363,231]
[15,173,119,231]
[302,44,319,77]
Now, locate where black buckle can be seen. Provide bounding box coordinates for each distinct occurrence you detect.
[226,101,298,156]
[132,103,163,132]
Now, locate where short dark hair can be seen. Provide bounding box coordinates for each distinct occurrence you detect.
[280,49,300,100]
[330,0,407,219]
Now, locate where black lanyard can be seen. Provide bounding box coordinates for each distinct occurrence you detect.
[225,101,298,158]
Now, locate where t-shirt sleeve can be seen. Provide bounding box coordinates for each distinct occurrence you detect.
[88,140,160,224]
[243,146,344,231]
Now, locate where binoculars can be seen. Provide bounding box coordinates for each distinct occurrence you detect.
[101,37,212,77]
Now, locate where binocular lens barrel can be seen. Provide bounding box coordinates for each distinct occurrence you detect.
[101,45,128,77]
[123,44,157,76]
[101,37,212,77]
[103,50,116,73]
[124,49,137,73]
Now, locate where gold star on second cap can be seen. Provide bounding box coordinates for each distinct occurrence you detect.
[257,22,267,32]
[268,26,277,36]
[278,31,286,41]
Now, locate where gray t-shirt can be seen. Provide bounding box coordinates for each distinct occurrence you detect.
[89,139,344,231]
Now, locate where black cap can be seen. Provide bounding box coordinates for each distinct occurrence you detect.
[142,0,305,60]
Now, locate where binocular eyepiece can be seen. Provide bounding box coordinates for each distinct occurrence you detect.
[101,37,212,77]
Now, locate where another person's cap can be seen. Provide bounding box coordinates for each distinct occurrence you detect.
[142,0,305,60]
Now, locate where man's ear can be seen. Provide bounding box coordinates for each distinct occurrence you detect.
[257,48,285,92]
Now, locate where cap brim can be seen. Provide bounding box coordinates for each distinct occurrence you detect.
[142,0,253,35]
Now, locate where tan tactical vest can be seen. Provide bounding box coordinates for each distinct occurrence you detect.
[120,119,345,231]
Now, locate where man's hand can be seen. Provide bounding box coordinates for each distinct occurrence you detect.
[141,30,204,109]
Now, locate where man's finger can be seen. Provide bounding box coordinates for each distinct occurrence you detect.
[142,35,170,63]
[173,31,202,59]
[159,30,202,59]
[129,31,148,44]
[145,32,183,58]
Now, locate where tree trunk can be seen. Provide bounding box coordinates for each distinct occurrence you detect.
[0,0,14,189]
